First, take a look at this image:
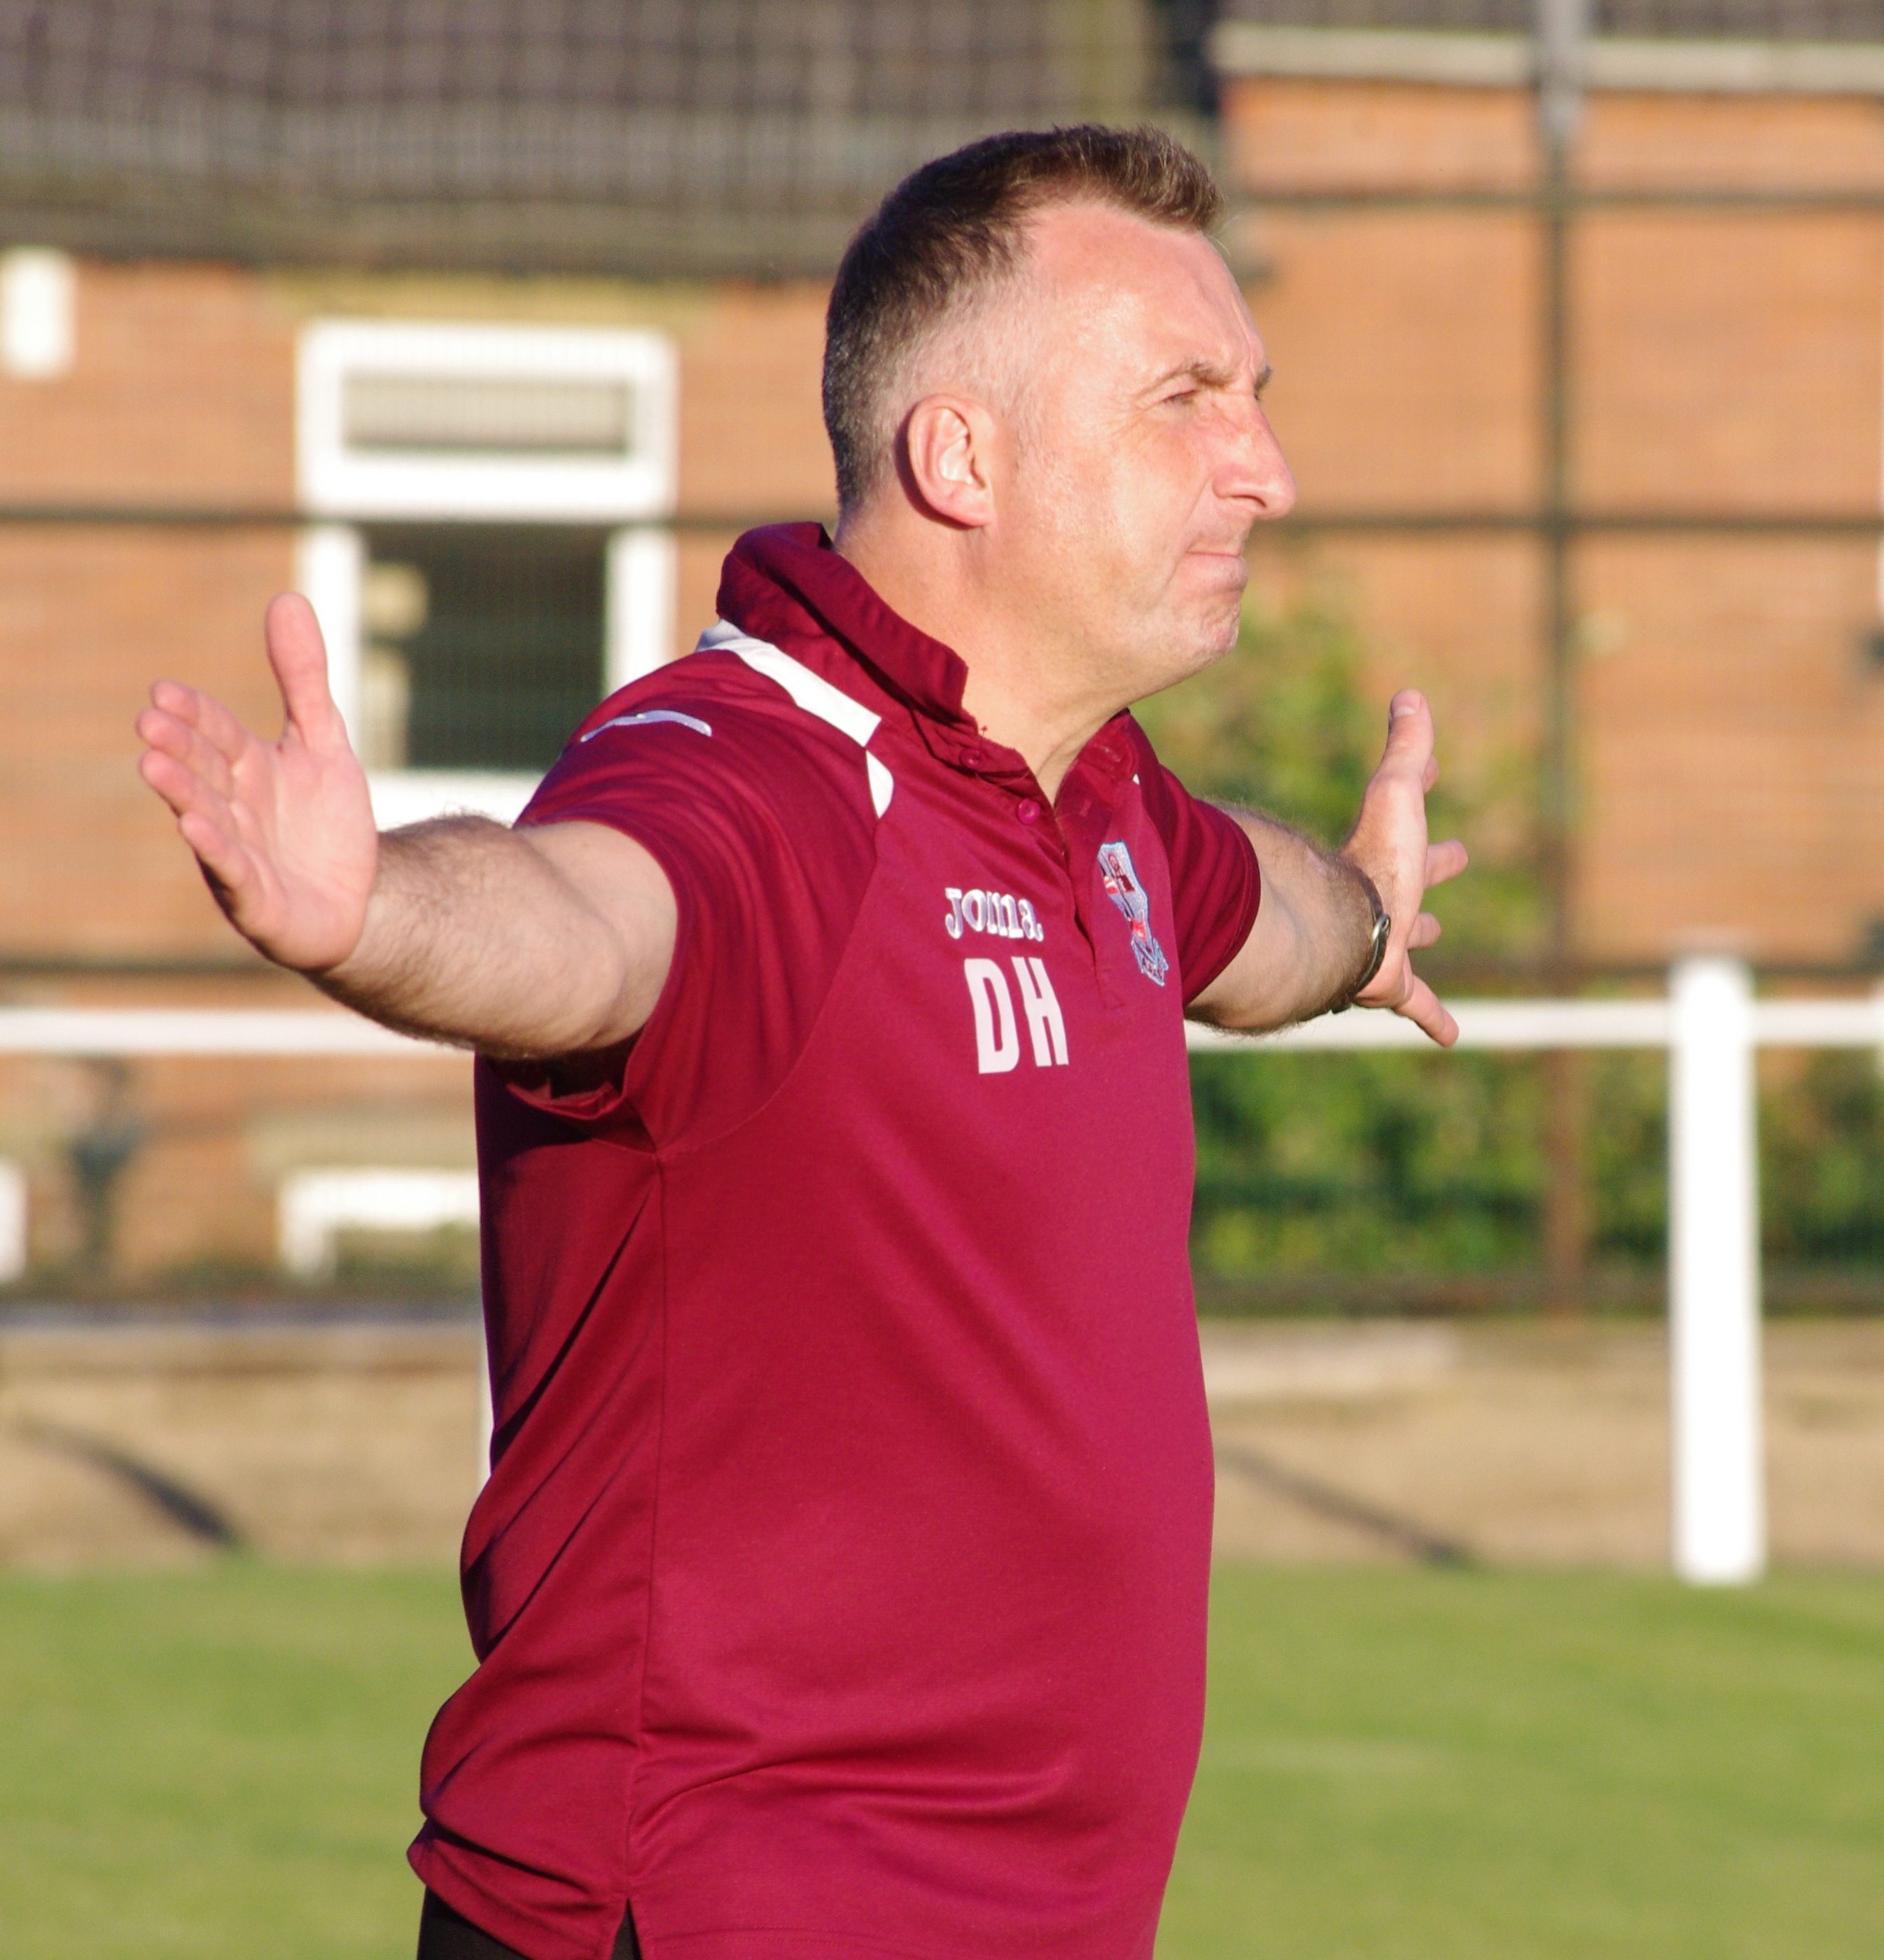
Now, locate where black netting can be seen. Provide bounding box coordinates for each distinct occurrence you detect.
[0,1,1091,121]
[1,0,1877,274]
[0,1,1137,202]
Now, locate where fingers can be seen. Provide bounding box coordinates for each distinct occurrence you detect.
[1425,839,1469,888]
[137,743,233,826]
[136,701,238,801]
[1355,690,1458,1049]
[264,593,344,748]
[144,680,253,769]
[1353,923,1451,1043]
[136,687,271,927]
[175,805,253,890]
[1393,973,1458,1049]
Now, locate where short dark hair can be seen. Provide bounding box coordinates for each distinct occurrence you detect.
[823,125,1224,512]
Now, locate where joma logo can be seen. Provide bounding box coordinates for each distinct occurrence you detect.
[944,887,1045,943]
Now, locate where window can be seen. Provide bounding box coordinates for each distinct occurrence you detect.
[298,321,675,522]
[295,320,678,827]
[358,526,606,776]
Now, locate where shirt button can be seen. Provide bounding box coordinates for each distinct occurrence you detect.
[1016,798,1041,825]
[960,746,986,768]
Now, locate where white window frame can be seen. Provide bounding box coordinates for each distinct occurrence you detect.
[1,248,76,379]
[294,319,679,827]
[298,319,677,522]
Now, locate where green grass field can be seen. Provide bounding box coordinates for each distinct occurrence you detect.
[2,1563,1881,1959]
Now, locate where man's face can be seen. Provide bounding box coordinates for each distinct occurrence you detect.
[984,201,1295,703]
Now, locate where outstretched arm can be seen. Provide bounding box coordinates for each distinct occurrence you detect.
[1188,690,1468,1047]
[135,593,675,1060]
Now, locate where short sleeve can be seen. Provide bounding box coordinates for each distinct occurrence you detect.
[491,673,879,1153]
[1129,725,1261,1004]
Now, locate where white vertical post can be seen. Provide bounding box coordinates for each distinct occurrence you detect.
[1669,956,1765,1584]
[605,526,677,692]
[0,1158,27,1283]
[1534,0,1590,153]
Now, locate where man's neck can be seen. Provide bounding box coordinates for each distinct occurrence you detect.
[835,510,1117,804]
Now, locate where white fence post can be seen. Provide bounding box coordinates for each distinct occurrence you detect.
[0,1158,26,1283]
[1668,956,1765,1584]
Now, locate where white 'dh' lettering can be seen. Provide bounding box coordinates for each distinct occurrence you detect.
[1010,957,1068,1067]
[964,957,1069,1072]
[964,958,1019,1072]
[944,887,1045,943]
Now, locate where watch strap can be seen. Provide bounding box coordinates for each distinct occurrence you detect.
[1331,871,1390,1014]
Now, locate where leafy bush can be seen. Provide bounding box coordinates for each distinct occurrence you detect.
[1763,1053,1884,1266]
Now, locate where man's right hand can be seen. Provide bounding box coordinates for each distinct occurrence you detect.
[136,592,377,973]
[137,593,677,1059]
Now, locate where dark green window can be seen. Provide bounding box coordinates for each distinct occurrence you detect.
[361,525,607,776]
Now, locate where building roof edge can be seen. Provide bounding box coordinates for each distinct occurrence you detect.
[1210,22,1884,97]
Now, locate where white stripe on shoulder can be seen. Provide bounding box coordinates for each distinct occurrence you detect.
[865,753,893,819]
[697,620,881,747]
[580,708,713,742]
[697,619,893,816]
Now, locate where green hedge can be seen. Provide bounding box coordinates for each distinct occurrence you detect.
[1189,1048,1884,1312]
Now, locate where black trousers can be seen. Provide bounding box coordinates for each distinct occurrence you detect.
[418,1887,641,1960]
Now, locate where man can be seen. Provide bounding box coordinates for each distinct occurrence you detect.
[138,127,1464,1960]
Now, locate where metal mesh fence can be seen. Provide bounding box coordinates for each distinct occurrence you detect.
[0,0,1167,272]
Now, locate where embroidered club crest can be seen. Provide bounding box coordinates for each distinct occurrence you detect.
[1098,840,1169,987]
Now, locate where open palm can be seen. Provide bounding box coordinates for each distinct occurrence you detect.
[135,593,378,972]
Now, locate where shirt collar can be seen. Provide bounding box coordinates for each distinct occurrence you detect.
[717,524,973,728]
[715,522,1139,795]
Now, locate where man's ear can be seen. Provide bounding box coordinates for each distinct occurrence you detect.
[899,393,998,529]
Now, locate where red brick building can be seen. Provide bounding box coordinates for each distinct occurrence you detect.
[1212,0,1884,970]
[0,0,1878,1282]
[0,0,1162,1283]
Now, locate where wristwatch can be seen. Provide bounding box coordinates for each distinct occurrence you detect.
[1332,874,1390,1014]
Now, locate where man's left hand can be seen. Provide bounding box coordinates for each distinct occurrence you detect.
[1342,690,1469,1047]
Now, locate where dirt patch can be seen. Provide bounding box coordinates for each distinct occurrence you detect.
[1205,1320,1884,1568]
[0,1322,482,1565]
[4,1316,1882,1569]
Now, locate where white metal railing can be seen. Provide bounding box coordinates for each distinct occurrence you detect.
[3,955,1880,1583]
[0,1007,436,1056]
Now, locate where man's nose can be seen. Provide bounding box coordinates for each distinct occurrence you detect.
[1218,404,1296,522]
[1231,405,1285,521]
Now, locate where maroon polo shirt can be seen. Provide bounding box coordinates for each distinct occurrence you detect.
[411,525,1261,1960]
